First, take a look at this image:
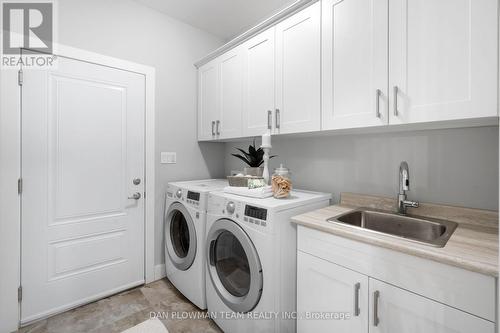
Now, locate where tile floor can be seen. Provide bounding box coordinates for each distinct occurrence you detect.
[17,279,222,333]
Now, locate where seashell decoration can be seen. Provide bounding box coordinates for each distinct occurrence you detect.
[272,175,292,198]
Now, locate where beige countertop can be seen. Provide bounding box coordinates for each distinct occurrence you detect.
[291,193,499,277]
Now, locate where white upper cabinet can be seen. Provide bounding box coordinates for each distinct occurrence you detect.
[242,28,276,137]
[322,0,389,130]
[297,251,368,333]
[198,59,219,140]
[197,0,499,141]
[369,279,495,333]
[219,46,244,139]
[389,0,499,124]
[275,2,321,134]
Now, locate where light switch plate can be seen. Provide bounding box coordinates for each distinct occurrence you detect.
[161,152,176,164]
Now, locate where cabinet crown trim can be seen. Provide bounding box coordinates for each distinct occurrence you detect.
[194,0,317,68]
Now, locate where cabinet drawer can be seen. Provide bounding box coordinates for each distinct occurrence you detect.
[298,225,496,321]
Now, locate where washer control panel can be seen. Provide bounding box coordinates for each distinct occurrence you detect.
[167,185,202,208]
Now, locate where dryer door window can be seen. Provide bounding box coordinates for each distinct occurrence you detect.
[165,202,197,271]
[214,230,250,297]
[170,211,190,258]
[207,219,263,313]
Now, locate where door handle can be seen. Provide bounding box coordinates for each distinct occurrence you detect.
[209,240,216,266]
[375,89,381,118]
[211,121,215,136]
[393,86,399,116]
[216,120,220,136]
[275,109,280,129]
[128,192,141,200]
[267,110,272,130]
[354,283,361,316]
[373,290,380,326]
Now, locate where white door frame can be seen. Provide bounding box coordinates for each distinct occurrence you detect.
[0,44,156,331]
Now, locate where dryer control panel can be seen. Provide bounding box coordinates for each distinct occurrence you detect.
[208,194,272,231]
[243,205,268,227]
[244,205,267,221]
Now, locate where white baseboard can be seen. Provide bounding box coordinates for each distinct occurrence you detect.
[154,264,166,281]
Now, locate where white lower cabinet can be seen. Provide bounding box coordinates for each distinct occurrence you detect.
[297,250,495,333]
[297,251,368,332]
[369,278,494,333]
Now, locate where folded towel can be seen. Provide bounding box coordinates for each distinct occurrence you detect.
[223,186,273,198]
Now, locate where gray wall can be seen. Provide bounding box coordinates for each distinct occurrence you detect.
[225,126,499,211]
[57,0,226,265]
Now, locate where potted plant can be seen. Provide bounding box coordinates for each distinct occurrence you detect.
[232,139,276,176]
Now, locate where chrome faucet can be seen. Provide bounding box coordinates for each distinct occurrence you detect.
[398,161,419,214]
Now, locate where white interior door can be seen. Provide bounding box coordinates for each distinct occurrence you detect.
[242,28,276,137]
[275,2,321,134]
[322,0,388,130]
[389,0,498,124]
[21,56,145,323]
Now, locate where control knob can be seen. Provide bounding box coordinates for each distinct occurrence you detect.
[226,201,236,215]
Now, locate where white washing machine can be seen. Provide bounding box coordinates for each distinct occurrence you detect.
[164,179,228,310]
[205,190,331,332]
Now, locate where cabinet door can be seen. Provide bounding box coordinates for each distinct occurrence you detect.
[242,28,275,137]
[275,2,321,134]
[297,251,368,333]
[322,0,388,130]
[219,46,244,139]
[198,60,219,140]
[369,278,495,333]
[389,0,498,124]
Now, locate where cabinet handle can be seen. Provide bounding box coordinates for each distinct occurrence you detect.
[216,120,220,136]
[353,283,361,316]
[211,121,215,136]
[267,110,272,130]
[375,89,381,118]
[373,290,380,326]
[275,109,280,129]
[393,86,399,116]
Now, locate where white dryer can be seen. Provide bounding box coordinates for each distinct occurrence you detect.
[164,179,227,310]
[205,190,331,332]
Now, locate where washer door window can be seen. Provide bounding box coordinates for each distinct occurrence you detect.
[165,202,197,271]
[207,219,263,313]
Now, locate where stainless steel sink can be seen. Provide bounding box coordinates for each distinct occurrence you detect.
[327,209,458,247]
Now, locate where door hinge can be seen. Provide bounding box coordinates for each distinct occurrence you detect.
[18,70,23,86]
[18,178,23,194]
[18,286,22,302]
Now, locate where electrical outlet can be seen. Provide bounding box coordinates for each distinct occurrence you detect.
[161,152,176,164]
